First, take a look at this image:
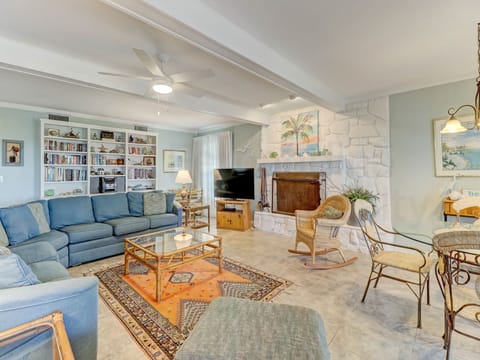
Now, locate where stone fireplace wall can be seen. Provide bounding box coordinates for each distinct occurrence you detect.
[256,97,391,252]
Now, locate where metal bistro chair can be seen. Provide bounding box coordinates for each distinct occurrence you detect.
[289,194,357,269]
[432,230,480,360]
[354,199,435,328]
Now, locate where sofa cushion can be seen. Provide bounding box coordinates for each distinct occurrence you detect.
[92,193,131,222]
[0,221,8,247]
[0,204,40,245]
[27,202,51,234]
[127,192,144,216]
[144,192,166,215]
[147,213,179,229]
[10,241,58,265]
[29,261,70,283]
[0,253,40,289]
[104,216,150,236]
[49,196,95,229]
[27,230,69,251]
[60,223,113,244]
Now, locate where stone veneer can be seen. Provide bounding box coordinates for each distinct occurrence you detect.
[255,97,391,253]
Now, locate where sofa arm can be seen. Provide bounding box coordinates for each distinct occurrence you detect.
[0,277,98,360]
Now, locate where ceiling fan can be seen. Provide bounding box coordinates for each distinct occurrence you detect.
[98,48,215,97]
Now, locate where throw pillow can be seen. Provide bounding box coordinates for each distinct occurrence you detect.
[0,205,40,245]
[0,221,8,247]
[27,202,51,234]
[144,192,167,216]
[0,253,40,289]
[321,205,343,219]
[0,246,11,256]
[164,192,176,213]
[127,192,144,216]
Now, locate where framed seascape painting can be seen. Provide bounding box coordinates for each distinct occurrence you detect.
[433,116,480,176]
[280,110,319,157]
[2,140,24,166]
[163,149,185,172]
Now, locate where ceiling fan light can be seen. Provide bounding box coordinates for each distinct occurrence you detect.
[440,115,468,134]
[152,83,173,94]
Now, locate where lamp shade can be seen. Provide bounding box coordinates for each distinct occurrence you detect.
[440,115,468,134]
[175,170,193,184]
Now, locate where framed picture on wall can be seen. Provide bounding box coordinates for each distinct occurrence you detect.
[163,149,185,172]
[2,139,24,166]
[433,116,480,176]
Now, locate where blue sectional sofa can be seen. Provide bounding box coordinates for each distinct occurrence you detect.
[0,191,182,359]
[0,191,182,267]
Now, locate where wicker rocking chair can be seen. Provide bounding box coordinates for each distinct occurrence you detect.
[288,194,357,269]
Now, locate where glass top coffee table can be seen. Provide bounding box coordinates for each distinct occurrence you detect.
[124,227,222,301]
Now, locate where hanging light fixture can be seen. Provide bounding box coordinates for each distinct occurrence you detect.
[441,23,480,134]
[152,81,173,94]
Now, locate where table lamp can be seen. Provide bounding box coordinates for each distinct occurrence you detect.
[174,170,193,241]
[175,170,193,207]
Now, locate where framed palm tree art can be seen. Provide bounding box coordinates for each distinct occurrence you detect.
[281,110,319,157]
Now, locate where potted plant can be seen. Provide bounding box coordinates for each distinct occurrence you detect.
[342,185,379,225]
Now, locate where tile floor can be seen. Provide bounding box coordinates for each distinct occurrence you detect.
[70,226,480,360]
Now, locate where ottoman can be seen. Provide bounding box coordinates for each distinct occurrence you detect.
[175,297,330,360]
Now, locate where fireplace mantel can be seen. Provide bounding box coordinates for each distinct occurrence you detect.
[257,155,344,166]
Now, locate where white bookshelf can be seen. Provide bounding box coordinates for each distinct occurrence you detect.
[40,119,158,198]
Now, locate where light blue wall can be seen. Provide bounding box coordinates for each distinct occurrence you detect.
[0,107,194,207]
[390,78,477,235]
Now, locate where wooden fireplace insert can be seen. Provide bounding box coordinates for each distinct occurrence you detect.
[272,172,326,215]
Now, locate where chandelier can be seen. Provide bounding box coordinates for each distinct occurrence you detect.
[441,23,480,134]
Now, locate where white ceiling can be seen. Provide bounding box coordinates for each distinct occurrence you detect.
[0,0,479,132]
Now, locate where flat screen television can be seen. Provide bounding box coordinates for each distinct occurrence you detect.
[214,168,255,200]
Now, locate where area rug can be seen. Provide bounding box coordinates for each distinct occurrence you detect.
[94,257,292,359]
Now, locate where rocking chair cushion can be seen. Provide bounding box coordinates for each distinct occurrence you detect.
[320,206,343,219]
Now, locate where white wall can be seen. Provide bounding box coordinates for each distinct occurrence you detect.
[258,99,390,252]
[261,99,391,226]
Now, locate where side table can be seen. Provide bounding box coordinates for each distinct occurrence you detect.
[184,204,210,231]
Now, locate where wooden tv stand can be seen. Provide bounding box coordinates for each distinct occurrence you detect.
[216,200,251,231]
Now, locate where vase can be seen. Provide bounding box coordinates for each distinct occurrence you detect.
[347,201,359,226]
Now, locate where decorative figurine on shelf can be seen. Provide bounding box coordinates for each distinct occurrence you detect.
[129,135,134,143]
[99,144,107,153]
[64,128,80,139]
[92,133,98,140]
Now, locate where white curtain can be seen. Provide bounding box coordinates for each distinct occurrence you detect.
[192,131,232,212]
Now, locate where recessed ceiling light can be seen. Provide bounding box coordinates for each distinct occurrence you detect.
[152,83,173,94]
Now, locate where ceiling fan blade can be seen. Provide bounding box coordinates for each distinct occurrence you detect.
[173,83,204,97]
[98,71,152,81]
[169,69,215,83]
[133,48,166,77]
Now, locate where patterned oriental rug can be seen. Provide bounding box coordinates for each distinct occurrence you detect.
[94,257,292,359]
